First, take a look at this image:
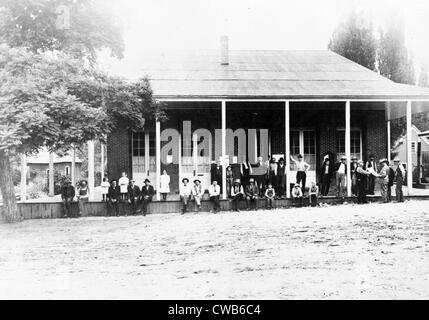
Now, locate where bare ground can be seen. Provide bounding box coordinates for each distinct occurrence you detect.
[0,200,428,299]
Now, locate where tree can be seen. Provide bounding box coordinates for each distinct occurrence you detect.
[0,45,159,222]
[328,10,377,71]
[378,18,416,84]
[0,0,124,63]
[418,62,428,87]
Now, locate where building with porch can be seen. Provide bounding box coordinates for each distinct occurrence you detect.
[107,38,429,200]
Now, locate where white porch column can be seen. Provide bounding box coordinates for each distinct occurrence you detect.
[285,100,291,198]
[49,152,54,197]
[87,140,95,201]
[20,154,27,202]
[71,146,76,186]
[100,141,104,178]
[386,104,391,162]
[345,101,352,197]
[221,100,227,200]
[156,118,161,201]
[406,101,413,195]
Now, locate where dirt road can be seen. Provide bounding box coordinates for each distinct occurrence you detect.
[0,201,428,299]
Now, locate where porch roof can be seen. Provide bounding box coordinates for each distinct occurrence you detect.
[140,50,429,100]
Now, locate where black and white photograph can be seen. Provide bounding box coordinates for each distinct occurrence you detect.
[0,0,429,304]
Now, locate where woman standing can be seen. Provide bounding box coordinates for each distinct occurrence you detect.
[118,172,129,201]
[76,180,89,217]
[159,170,170,201]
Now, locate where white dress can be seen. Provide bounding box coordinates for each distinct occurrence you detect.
[101,181,110,195]
[159,174,170,193]
[118,176,129,194]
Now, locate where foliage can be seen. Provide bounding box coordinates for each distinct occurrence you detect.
[378,19,415,85]
[328,10,377,71]
[0,0,124,63]
[418,63,428,87]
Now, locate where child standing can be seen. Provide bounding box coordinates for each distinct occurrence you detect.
[264,183,276,209]
[118,172,129,201]
[309,181,319,207]
[159,170,170,201]
[101,177,110,202]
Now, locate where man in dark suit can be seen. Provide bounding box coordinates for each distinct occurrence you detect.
[365,154,377,195]
[107,180,121,216]
[127,179,141,215]
[140,179,155,216]
[61,179,75,218]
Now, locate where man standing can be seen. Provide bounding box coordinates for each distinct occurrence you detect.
[387,160,396,202]
[179,178,192,214]
[61,179,75,218]
[394,158,405,203]
[290,154,311,195]
[107,180,120,216]
[356,160,371,204]
[140,179,154,216]
[208,180,221,213]
[365,154,378,195]
[276,158,286,198]
[245,178,259,210]
[351,156,359,196]
[334,156,347,198]
[127,179,140,215]
[377,159,390,203]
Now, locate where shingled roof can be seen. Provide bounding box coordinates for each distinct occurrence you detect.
[140,50,429,100]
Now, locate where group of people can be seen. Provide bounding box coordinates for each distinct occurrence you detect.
[61,153,407,217]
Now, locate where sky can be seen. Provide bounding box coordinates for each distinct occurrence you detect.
[98,0,429,79]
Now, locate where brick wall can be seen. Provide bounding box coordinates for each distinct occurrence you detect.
[107,129,130,180]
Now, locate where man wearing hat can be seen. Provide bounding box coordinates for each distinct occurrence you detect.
[192,179,203,212]
[180,178,192,214]
[230,178,244,212]
[350,156,359,196]
[291,183,303,207]
[61,179,75,218]
[394,158,406,202]
[140,179,154,216]
[245,178,259,210]
[276,158,286,198]
[107,179,121,216]
[355,160,371,204]
[365,154,378,195]
[208,180,221,213]
[290,154,311,195]
[377,158,390,203]
[127,179,141,215]
[334,156,348,198]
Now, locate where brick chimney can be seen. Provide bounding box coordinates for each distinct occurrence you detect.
[220,36,229,65]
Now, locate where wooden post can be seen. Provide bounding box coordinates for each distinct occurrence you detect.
[87,140,95,201]
[221,101,227,200]
[71,146,76,186]
[285,101,291,198]
[100,142,104,178]
[406,101,413,195]
[20,154,26,202]
[49,152,54,197]
[156,118,161,201]
[386,103,391,162]
[345,101,352,197]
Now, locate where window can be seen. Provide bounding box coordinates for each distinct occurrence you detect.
[65,166,70,176]
[289,130,316,170]
[336,130,362,160]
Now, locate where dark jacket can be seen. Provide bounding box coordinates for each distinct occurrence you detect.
[211,165,222,183]
[61,185,75,199]
[245,183,259,197]
[388,167,396,186]
[141,185,155,200]
[108,185,121,201]
[319,163,333,180]
[128,185,141,199]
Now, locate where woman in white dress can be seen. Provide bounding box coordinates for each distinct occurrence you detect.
[118,172,129,201]
[159,170,170,201]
